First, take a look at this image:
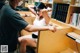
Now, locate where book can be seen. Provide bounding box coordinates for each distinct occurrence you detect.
[77,13,80,28]
[67,32,80,43]
[70,13,78,26]
[67,32,80,39]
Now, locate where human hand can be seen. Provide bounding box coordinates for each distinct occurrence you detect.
[41,8,51,12]
[41,9,47,13]
[40,9,49,18]
[48,26,57,32]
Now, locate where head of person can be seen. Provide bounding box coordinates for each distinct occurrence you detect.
[34,2,47,18]
[9,0,21,8]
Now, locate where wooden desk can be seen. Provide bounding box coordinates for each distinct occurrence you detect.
[37,19,79,53]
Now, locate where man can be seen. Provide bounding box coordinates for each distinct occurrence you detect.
[0,0,56,53]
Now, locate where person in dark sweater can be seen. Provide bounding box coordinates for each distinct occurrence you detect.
[0,0,57,53]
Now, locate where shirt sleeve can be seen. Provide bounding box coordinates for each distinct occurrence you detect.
[8,12,29,31]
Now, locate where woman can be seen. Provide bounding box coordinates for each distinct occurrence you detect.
[19,3,56,53]
[25,3,51,42]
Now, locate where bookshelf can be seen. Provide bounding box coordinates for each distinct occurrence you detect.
[66,0,80,29]
[51,0,80,30]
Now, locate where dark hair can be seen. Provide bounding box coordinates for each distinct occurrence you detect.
[34,2,47,12]
[36,2,46,9]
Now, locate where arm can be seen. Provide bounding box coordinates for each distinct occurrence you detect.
[41,9,51,25]
[24,24,56,32]
[28,6,36,15]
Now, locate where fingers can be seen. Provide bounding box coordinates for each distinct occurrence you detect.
[40,9,47,13]
[52,26,57,32]
[51,26,57,32]
[41,8,52,12]
[48,26,57,32]
[40,9,48,17]
[41,9,47,11]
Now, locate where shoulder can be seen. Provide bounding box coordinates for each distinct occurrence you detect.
[2,4,20,17]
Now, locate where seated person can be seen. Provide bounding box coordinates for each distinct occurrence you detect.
[19,2,56,53]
